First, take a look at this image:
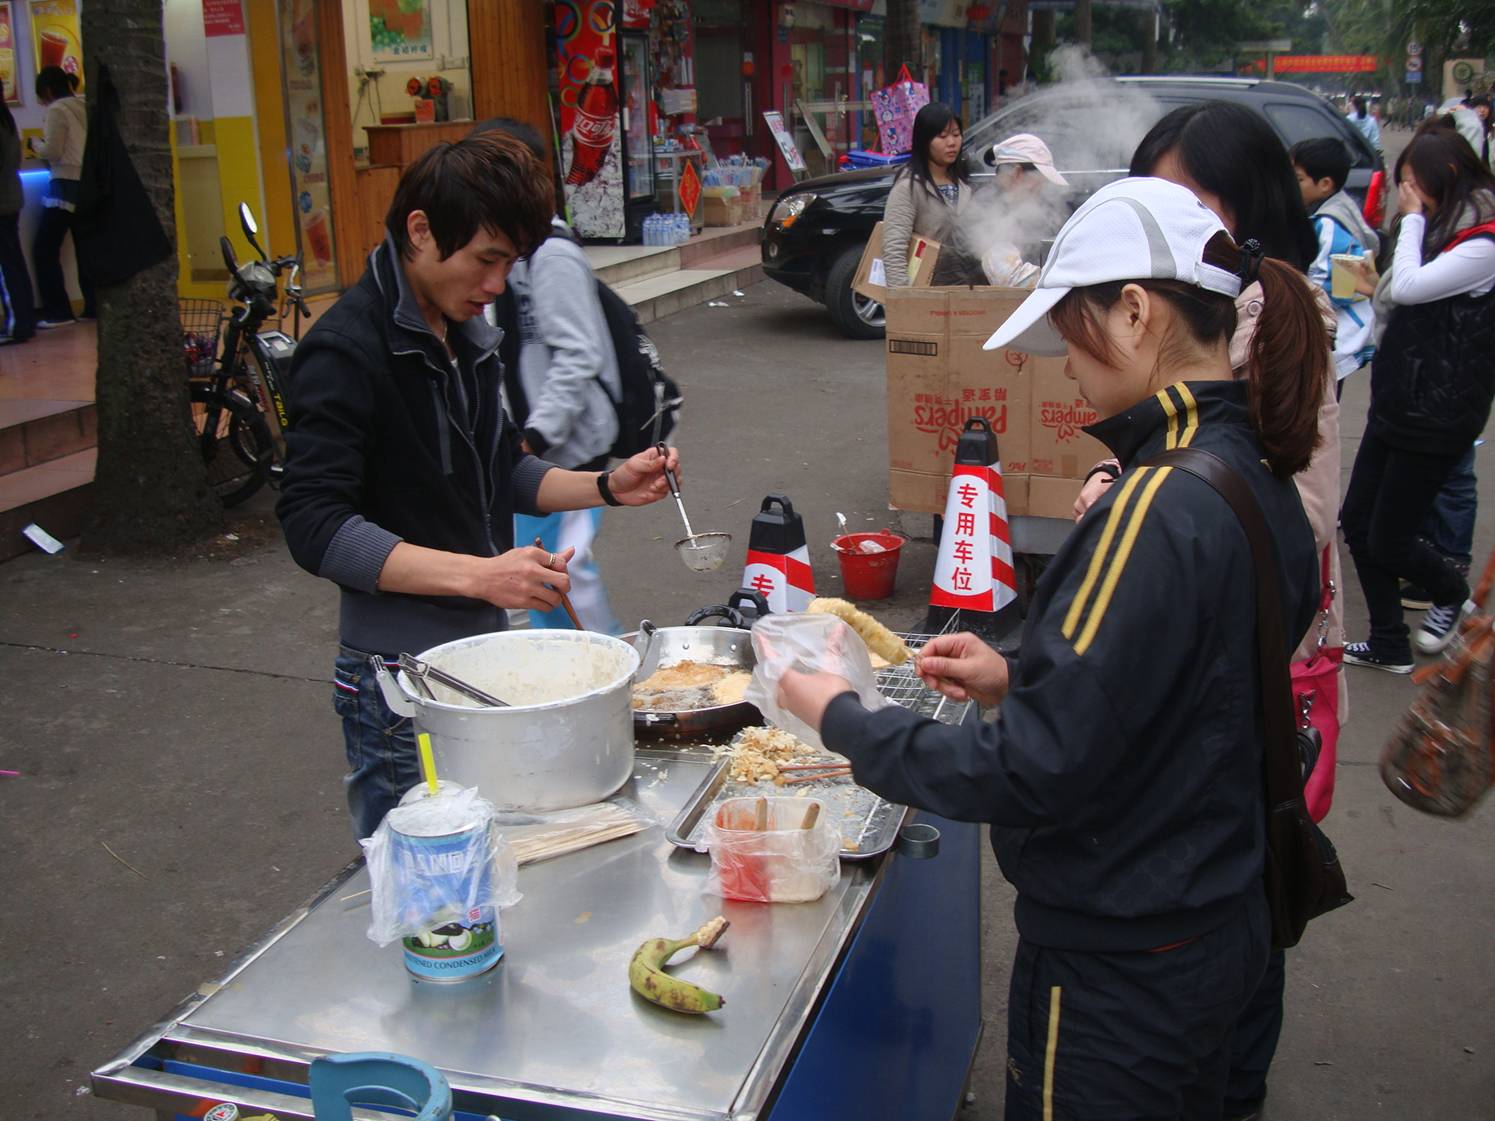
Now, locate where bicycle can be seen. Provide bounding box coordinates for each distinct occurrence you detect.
[181,203,309,507]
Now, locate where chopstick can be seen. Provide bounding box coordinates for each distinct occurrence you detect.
[781,767,852,785]
[777,759,852,772]
[534,535,584,629]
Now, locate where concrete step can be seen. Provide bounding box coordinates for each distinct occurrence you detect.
[0,400,97,476]
[586,213,764,290]
[0,447,95,561]
[612,244,763,326]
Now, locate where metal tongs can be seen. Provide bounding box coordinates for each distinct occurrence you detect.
[398,653,509,708]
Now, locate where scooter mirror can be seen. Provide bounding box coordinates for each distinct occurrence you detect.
[239,202,266,260]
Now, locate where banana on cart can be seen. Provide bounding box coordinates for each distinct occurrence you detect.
[807,598,912,667]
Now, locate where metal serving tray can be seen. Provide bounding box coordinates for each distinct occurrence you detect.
[666,624,973,861]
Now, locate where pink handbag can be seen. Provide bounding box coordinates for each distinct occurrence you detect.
[1292,547,1341,822]
[871,65,930,156]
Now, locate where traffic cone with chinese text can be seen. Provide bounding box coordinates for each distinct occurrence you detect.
[742,495,816,613]
[926,418,1021,640]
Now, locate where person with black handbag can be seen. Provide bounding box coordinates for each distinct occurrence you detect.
[774,177,1349,1120]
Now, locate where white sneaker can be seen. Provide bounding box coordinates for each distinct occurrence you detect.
[36,318,75,329]
[1415,600,1475,656]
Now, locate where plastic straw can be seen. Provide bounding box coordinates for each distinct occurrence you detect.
[417,732,439,796]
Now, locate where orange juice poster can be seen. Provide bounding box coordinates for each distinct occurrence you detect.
[0,4,19,105]
[30,0,82,91]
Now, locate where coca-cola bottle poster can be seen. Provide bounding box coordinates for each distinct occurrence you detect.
[554,2,627,239]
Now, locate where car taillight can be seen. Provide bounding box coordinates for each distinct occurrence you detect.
[1364,171,1386,227]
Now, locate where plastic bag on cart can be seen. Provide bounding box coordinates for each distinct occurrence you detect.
[361,783,521,947]
[703,796,842,903]
[745,612,890,751]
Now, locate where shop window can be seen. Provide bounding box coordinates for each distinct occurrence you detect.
[164,0,267,286]
[342,0,473,159]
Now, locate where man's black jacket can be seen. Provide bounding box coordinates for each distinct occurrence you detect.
[277,241,552,656]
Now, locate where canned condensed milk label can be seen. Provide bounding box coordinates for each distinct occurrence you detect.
[393,821,502,982]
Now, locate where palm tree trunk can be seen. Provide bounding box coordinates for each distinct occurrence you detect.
[81,0,222,552]
[885,0,924,83]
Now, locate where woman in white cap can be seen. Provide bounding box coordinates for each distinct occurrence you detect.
[775,177,1328,1121]
[880,102,971,287]
[979,132,1070,287]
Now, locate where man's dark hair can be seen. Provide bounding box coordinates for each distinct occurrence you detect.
[1290,138,1352,193]
[385,131,553,261]
[471,116,547,161]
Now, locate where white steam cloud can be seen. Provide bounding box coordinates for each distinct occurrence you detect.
[952,47,1164,281]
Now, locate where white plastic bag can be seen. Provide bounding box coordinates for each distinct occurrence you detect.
[745,613,889,751]
[361,783,521,948]
[702,796,841,903]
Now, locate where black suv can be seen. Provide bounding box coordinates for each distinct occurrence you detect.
[761,77,1385,338]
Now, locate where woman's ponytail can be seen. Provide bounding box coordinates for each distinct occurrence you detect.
[1243,256,1327,478]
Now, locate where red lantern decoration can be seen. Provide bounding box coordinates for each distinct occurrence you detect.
[406,77,422,97]
[967,3,993,21]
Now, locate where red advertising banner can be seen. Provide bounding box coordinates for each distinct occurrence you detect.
[203,0,246,37]
[1244,54,1380,74]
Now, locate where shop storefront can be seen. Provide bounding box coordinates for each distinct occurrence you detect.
[1,0,87,314]
[552,0,700,241]
[161,0,551,298]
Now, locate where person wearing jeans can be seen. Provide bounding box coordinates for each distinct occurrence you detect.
[0,88,33,344]
[1341,434,1473,666]
[27,66,93,326]
[1341,128,1495,671]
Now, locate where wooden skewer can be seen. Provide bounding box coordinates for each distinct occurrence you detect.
[801,803,821,830]
[781,768,852,785]
[777,759,852,771]
[754,796,769,831]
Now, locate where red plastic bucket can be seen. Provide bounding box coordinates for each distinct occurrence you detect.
[831,531,905,600]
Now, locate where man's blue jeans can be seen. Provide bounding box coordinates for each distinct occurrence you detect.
[333,646,419,840]
[1421,444,1478,565]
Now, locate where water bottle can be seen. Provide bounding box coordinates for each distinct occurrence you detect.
[644,214,658,246]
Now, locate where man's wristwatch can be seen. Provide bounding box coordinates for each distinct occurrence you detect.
[597,469,623,507]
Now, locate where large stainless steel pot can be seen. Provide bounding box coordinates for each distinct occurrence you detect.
[376,630,639,811]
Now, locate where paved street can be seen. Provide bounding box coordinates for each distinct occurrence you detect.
[3,278,1493,1120]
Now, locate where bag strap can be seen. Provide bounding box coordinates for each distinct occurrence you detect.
[1146,448,1302,807]
[896,63,914,85]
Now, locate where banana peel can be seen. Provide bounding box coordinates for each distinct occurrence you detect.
[628,916,730,1014]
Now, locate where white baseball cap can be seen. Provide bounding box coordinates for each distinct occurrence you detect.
[986,133,1069,187]
[982,177,1244,355]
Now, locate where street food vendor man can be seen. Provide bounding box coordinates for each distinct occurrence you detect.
[776,179,1323,1121]
[278,132,679,839]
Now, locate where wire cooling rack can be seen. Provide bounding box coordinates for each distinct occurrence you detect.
[876,611,967,725]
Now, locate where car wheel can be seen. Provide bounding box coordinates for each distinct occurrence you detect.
[825,243,885,340]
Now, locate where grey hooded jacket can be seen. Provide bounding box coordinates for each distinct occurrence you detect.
[504,219,620,468]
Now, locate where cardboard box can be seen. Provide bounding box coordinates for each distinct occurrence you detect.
[884,286,1110,519]
[852,221,940,301]
[702,193,747,226]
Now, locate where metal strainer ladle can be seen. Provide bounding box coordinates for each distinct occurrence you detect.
[657,442,731,572]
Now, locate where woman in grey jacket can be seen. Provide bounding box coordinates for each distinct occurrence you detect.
[483,118,623,633]
[0,86,33,344]
[881,102,971,286]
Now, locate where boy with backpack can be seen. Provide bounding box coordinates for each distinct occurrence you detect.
[483,119,678,632]
[1291,138,1380,392]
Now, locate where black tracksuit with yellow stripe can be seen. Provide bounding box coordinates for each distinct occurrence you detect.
[824,379,1318,953]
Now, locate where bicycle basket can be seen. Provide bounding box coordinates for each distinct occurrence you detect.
[179,298,226,378]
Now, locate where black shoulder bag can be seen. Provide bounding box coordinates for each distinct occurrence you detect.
[1149,447,1353,949]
